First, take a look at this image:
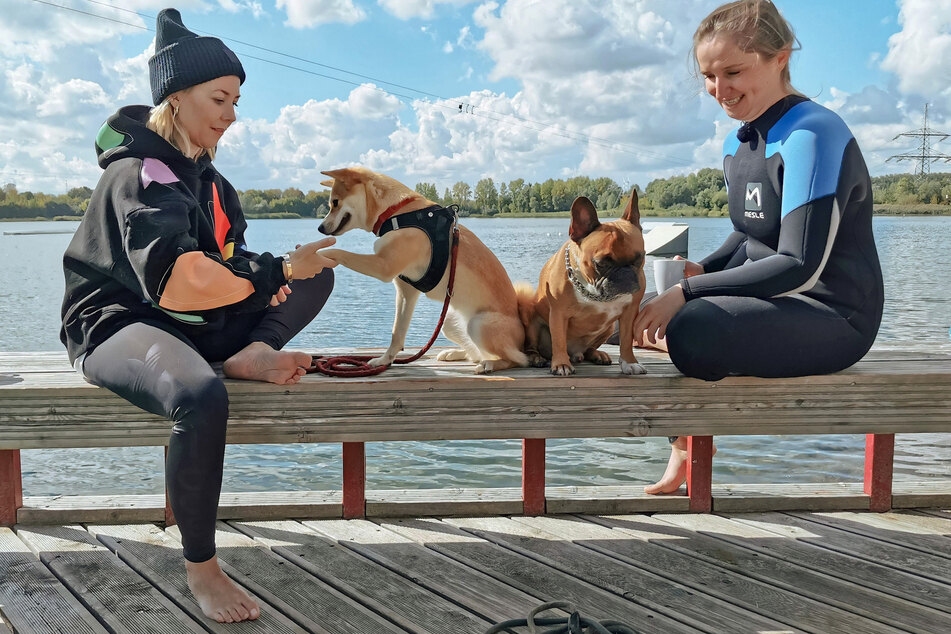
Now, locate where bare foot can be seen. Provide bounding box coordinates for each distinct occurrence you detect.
[644,437,717,495]
[222,342,311,385]
[186,556,260,623]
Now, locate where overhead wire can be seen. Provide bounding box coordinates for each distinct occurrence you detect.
[26,0,695,166]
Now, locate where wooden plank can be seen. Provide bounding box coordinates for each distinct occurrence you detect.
[524,513,906,634]
[304,518,551,625]
[892,481,951,509]
[366,487,522,517]
[0,527,106,634]
[88,523,305,633]
[546,485,689,514]
[18,494,165,524]
[712,482,869,512]
[15,524,207,633]
[448,515,794,633]
[785,511,951,559]
[3,352,951,449]
[695,512,951,614]
[865,433,895,512]
[380,517,696,634]
[230,519,493,633]
[162,521,403,633]
[729,512,951,585]
[16,491,342,525]
[641,513,948,633]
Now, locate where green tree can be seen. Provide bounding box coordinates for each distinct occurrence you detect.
[450,181,472,205]
[474,178,498,214]
[415,182,439,202]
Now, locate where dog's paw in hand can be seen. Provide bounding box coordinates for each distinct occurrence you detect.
[551,363,576,376]
[620,360,647,375]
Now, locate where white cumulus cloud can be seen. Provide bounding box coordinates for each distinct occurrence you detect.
[276,0,367,28]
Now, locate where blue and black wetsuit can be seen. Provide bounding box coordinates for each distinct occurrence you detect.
[666,95,884,381]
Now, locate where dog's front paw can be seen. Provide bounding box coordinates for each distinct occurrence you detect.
[550,362,575,376]
[620,360,647,375]
[368,355,394,368]
[437,349,469,362]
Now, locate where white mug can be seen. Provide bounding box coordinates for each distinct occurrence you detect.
[653,258,686,293]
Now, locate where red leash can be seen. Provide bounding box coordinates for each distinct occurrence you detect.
[309,227,460,377]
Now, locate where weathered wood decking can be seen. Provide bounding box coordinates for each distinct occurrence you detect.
[2,509,950,633]
[2,348,951,524]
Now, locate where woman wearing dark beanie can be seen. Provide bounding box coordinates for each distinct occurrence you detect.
[61,8,336,623]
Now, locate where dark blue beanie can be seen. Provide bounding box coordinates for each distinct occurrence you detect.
[148,8,246,106]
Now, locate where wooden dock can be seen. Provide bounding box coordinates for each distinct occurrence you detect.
[2,509,950,633]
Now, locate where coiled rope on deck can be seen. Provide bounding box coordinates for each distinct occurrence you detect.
[485,601,637,634]
[308,226,460,377]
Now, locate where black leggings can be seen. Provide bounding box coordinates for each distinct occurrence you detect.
[81,271,333,562]
[666,293,876,381]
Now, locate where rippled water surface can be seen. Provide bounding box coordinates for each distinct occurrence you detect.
[3,216,949,494]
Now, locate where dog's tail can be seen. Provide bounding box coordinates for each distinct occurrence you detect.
[513,281,537,329]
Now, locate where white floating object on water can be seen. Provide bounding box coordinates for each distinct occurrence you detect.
[643,222,689,257]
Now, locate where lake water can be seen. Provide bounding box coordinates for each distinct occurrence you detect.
[2,216,949,495]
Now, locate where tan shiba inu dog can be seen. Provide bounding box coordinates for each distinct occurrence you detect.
[317,167,528,374]
[516,190,647,376]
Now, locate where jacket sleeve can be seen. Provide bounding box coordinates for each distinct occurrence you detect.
[118,163,285,314]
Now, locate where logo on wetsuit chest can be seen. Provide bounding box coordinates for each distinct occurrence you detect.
[744,182,764,218]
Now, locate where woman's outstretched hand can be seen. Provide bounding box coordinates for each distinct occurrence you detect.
[289,237,338,280]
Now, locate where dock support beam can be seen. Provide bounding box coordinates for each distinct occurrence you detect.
[687,436,713,513]
[522,439,546,515]
[865,433,894,512]
[0,449,22,526]
[343,442,367,519]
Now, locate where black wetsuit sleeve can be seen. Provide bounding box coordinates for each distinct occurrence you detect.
[698,230,748,273]
[682,196,834,300]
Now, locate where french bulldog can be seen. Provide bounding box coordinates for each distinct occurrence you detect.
[516,190,647,376]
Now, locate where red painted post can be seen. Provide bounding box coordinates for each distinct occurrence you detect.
[163,447,176,527]
[0,450,23,526]
[522,439,546,515]
[687,436,713,513]
[865,433,894,512]
[342,442,366,519]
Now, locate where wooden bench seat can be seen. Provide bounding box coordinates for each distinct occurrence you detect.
[2,348,950,524]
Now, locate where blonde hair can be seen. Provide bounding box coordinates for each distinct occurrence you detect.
[693,0,803,96]
[146,89,215,161]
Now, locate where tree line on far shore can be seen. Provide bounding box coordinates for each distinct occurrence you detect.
[2,170,950,220]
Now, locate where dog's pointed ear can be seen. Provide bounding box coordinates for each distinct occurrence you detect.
[320,168,363,188]
[621,188,641,229]
[320,179,334,189]
[569,196,600,243]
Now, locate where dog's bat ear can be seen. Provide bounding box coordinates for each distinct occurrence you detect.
[320,179,334,188]
[621,188,641,229]
[569,196,600,243]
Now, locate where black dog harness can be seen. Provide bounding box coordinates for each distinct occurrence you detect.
[375,204,459,293]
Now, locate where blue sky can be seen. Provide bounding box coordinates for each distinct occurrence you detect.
[2,0,949,194]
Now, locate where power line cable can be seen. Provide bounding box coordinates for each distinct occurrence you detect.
[27,0,695,166]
